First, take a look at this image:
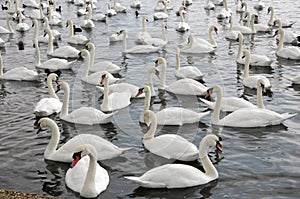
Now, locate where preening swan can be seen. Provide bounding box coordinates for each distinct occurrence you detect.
[267,6,295,28]
[34,74,62,117]
[36,117,130,162]
[66,19,89,45]
[100,73,131,112]
[141,110,199,161]
[125,134,222,188]
[56,81,116,125]
[236,32,272,66]
[176,6,190,32]
[275,28,300,60]
[66,144,109,198]
[0,52,39,81]
[106,3,117,17]
[121,29,161,54]
[174,48,203,80]
[136,85,210,125]
[156,57,208,95]
[79,49,123,85]
[85,42,122,74]
[207,85,296,127]
[34,39,77,70]
[45,27,80,59]
[97,66,160,98]
[242,50,271,89]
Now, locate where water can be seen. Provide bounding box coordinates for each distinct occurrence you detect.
[0,0,300,198]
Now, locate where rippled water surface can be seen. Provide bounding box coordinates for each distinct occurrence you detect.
[0,0,300,198]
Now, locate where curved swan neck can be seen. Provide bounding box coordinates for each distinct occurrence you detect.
[179,9,185,22]
[44,120,60,159]
[175,48,180,70]
[81,154,97,196]
[211,86,222,124]
[60,83,70,118]
[47,76,59,99]
[243,51,250,78]
[257,81,265,109]
[199,143,218,178]
[277,29,284,52]
[208,26,216,46]
[0,54,3,76]
[146,67,156,96]
[143,111,157,139]
[268,7,274,24]
[140,86,151,122]
[82,51,91,78]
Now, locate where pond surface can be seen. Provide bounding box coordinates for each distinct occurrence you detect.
[0,0,300,198]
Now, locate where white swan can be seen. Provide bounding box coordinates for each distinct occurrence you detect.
[79,49,123,85]
[253,0,265,11]
[232,12,255,35]
[15,10,30,32]
[142,21,168,47]
[154,0,172,11]
[66,144,109,198]
[113,0,126,13]
[273,19,299,44]
[156,57,208,95]
[109,30,126,42]
[174,48,203,80]
[225,15,240,41]
[56,81,116,125]
[37,117,130,162]
[66,19,89,45]
[208,84,296,127]
[242,50,271,89]
[32,18,55,44]
[204,0,215,10]
[137,85,209,125]
[97,66,159,98]
[252,14,272,33]
[267,6,295,27]
[121,29,161,54]
[142,110,199,161]
[130,0,142,8]
[0,52,39,81]
[236,32,272,66]
[0,15,14,34]
[100,73,131,112]
[81,6,95,29]
[86,4,106,22]
[34,74,62,117]
[216,0,232,19]
[125,134,222,188]
[42,16,61,40]
[28,3,44,19]
[46,7,62,26]
[180,35,216,54]
[34,39,77,70]
[153,0,168,20]
[45,27,80,59]
[106,3,117,17]
[135,15,152,45]
[176,6,190,32]
[275,28,300,60]
[85,42,121,74]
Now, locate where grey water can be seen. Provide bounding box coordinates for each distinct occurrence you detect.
[0,0,300,198]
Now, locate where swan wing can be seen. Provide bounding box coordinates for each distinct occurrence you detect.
[166,78,207,95]
[51,46,80,59]
[34,98,62,117]
[2,67,38,81]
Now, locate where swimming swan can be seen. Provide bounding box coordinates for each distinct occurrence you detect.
[275,28,300,60]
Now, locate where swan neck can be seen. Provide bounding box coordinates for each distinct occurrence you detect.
[48,77,59,99]
[159,60,166,89]
[142,17,147,32]
[269,7,274,24]
[243,54,250,78]
[122,31,127,52]
[257,82,265,109]
[7,17,14,33]
[61,84,70,118]
[47,29,54,54]
[35,40,41,66]
[209,27,216,45]
[179,10,184,22]
[0,55,3,76]
[144,111,157,139]
[146,68,155,96]
[140,88,151,122]
[89,46,95,68]
[162,24,166,41]
[69,21,74,37]
[212,88,221,124]
[175,49,180,70]
[277,31,284,52]
[224,0,228,10]
[237,36,243,60]
[200,152,218,179]
[44,120,60,159]
[81,154,97,195]
[102,76,109,108]
[82,52,91,78]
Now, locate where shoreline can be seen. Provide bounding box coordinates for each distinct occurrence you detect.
[0,189,56,199]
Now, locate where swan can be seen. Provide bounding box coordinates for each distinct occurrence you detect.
[3,0,15,14]
[208,84,296,127]
[130,0,142,8]
[200,79,267,112]
[154,0,172,11]
[109,30,127,42]
[0,15,14,34]
[66,19,89,45]
[135,15,152,45]
[252,14,272,33]
[156,57,208,95]
[176,6,190,32]
[97,66,160,98]
[46,7,62,26]
[56,81,116,125]
[180,36,216,54]
[182,0,192,6]
[141,110,199,161]
[81,11,95,29]
[79,49,123,85]
[273,19,299,44]
[33,74,62,117]
[85,42,121,74]
[0,52,39,81]
[225,15,240,41]
[15,10,30,32]
[136,85,210,125]
[42,16,62,40]
[48,0,61,19]
[34,39,77,70]
[253,0,265,11]
[232,12,255,35]
[174,47,203,80]
[36,117,130,162]
[32,18,55,44]
[66,144,109,198]
[242,49,271,89]
[86,4,106,22]
[106,3,117,17]
[153,0,168,20]
[184,25,218,49]
[121,29,161,54]
[275,28,300,60]
[216,0,232,19]
[45,27,80,59]
[100,73,131,112]
[28,3,44,19]
[113,0,126,13]
[267,6,295,28]
[124,134,222,188]
[204,0,215,10]
[142,21,168,47]
[236,32,272,66]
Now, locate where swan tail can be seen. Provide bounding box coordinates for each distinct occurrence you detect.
[198,111,211,120]
[281,113,297,120]
[67,59,78,66]
[117,77,126,83]
[199,98,214,109]
[119,147,132,153]
[124,176,166,188]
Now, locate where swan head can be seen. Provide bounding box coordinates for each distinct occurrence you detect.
[200,134,222,154]
[36,117,55,134]
[241,49,250,59]
[66,19,72,27]
[267,6,273,14]
[210,25,218,35]
[257,79,273,97]
[47,73,59,84]
[142,15,149,22]
[205,84,222,98]
[55,81,69,93]
[85,42,95,51]
[236,32,243,42]
[99,72,109,85]
[71,144,97,168]
[273,19,281,27]
[154,57,166,67]
[77,49,89,60]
